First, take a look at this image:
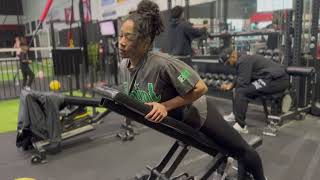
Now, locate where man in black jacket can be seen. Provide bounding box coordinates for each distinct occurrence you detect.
[167,6,207,58]
[219,48,289,133]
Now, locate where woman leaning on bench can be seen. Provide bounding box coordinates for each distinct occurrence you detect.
[117,1,266,179]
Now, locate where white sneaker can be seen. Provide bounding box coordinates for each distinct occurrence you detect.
[223,112,235,122]
[233,123,249,134]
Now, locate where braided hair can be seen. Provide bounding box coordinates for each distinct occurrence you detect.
[126,0,164,44]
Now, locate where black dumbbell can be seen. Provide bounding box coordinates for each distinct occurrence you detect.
[273,49,280,56]
[212,74,219,80]
[199,72,205,79]
[203,78,209,85]
[264,55,272,60]
[211,81,218,88]
[265,49,273,56]
[205,73,212,79]
[207,79,215,86]
[223,80,231,84]
[227,74,234,81]
[219,74,227,80]
[257,48,266,55]
[215,80,223,87]
[273,56,280,63]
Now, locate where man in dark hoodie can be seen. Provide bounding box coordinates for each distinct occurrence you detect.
[219,48,289,134]
[167,6,207,58]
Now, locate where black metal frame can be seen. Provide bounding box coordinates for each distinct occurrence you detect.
[265,67,316,126]
[185,0,190,21]
[292,0,305,108]
[143,140,232,180]
[79,0,89,72]
[283,10,293,66]
[209,1,215,33]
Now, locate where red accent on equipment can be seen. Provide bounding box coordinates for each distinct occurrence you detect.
[39,0,54,22]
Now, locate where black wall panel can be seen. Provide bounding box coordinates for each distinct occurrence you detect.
[0,0,23,15]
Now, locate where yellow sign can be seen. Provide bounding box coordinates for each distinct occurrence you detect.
[15,178,36,180]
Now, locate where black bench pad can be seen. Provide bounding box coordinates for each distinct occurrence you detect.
[95,86,263,156]
[286,66,315,76]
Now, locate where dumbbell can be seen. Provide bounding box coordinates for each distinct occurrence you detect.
[223,80,231,84]
[199,72,205,79]
[264,55,272,60]
[205,73,212,79]
[264,49,273,59]
[265,49,273,56]
[273,56,281,63]
[207,79,215,86]
[203,78,209,85]
[211,81,218,88]
[227,74,234,81]
[273,49,280,56]
[215,80,223,88]
[212,73,219,80]
[257,48,266,55]
[219,74,227,81]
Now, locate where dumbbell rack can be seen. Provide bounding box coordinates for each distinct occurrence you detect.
[256,48,282,64]
[192,56,236,99]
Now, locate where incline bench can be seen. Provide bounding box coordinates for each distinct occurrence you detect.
[94,86,262,180]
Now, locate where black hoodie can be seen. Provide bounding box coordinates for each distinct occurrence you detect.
[235,54,288,88]
[167,18,206,56]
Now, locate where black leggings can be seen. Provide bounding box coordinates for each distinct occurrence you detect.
[199,99,265,180]
[21,65,35,87]
[234,77,289,127]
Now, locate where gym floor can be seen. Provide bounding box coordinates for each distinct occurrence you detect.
[1,96,320,180]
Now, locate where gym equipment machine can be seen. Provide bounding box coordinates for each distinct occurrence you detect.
[262,66,316,136]
[16,90,110,164]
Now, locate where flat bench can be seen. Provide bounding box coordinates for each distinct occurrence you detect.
[260,66,316,136]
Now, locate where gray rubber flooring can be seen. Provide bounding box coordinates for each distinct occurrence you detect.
[1,96,320,180]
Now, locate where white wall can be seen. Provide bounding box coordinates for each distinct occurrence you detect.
[22,0,48,22]
[22,0,218,24]
[189,0,215,6]
[92,0,168,21]
[22,0,81,30]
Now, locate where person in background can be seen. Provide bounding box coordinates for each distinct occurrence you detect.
[12,36,20,57]
[16,36,34,90]
[220,48,289,134]
[198,20,210,55]
[167,6,208,64]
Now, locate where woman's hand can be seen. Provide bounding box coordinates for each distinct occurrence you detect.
[145,102,168,123]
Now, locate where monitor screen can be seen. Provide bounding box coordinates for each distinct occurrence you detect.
[100,21,116,36]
